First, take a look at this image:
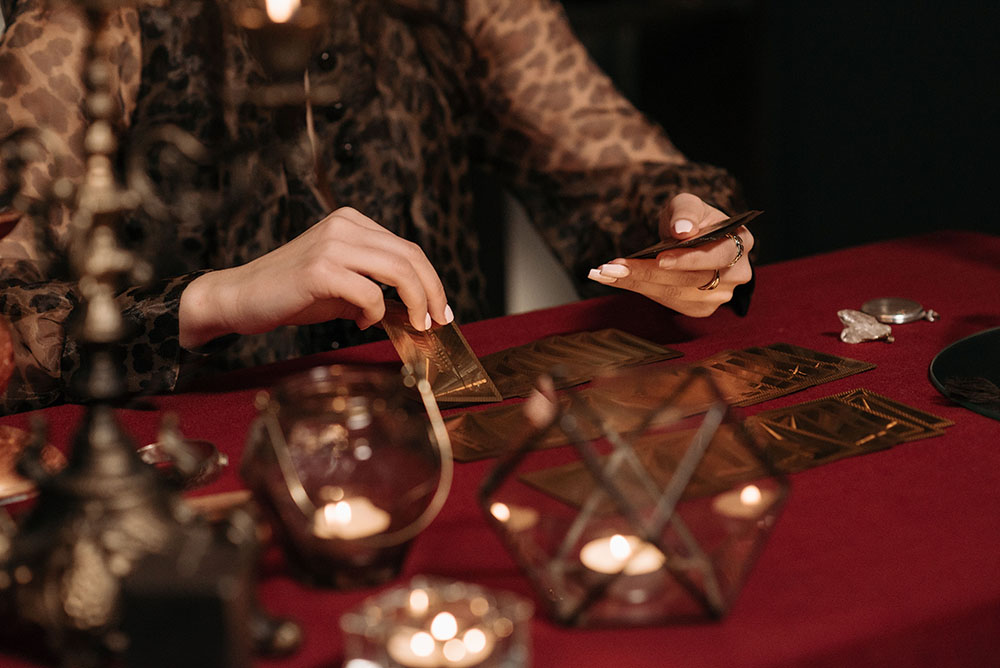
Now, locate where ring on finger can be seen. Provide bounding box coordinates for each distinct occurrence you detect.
[697,268,721,291]
[725,233,744,267]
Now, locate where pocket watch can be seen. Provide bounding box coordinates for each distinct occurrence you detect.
[860,297,939,324]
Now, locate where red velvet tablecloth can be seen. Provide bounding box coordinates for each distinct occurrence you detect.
[2,230,999,667]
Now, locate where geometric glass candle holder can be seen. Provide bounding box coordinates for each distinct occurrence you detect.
[340,575,534,668]
[242,365,453,588]
[478,366,788,626]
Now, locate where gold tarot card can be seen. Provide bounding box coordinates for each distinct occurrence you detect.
[381,300,503,404]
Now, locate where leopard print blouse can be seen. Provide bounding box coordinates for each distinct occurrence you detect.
[0,0,742,415]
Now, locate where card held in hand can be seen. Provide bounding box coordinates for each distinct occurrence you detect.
[626,210,764,259]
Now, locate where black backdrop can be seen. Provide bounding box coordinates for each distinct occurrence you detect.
[562,0,1000,265]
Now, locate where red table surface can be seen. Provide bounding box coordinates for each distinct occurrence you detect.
[2,230,999,667]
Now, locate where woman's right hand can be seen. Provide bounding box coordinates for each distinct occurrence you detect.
[179,207,452,350]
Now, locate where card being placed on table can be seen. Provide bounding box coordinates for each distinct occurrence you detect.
[381,300,503,404]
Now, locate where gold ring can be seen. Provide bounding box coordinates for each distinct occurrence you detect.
[697,269,721,291]
[726,233,744,267]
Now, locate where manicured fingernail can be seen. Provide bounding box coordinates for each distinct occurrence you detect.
[424,313,433,330]
[673,219,694,234]
[658,256,676,269]
[588,268,617,284]
[444,305,454,324]
[599,263,630,278]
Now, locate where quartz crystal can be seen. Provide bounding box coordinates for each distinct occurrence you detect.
[838,309,894,343]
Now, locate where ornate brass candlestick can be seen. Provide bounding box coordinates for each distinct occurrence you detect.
[0,4,186,664]
[0,3,301,665]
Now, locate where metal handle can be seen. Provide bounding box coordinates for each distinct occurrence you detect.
[257,366,453,549]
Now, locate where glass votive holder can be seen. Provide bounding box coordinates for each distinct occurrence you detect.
[479,366,788,627]
[232,0,324,81]
[340,576,534,668]
[241,365,452,588]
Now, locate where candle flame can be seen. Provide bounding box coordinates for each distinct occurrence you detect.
[740,485,763,506]
[494,618,514,638]
[409,589,430,615]
[430,612,458,641]
[609,534,632,561]
[462,628,487,654]
[490,502,511,522]
[443,639,467,662]
[265,0,300,23]
[410,632,435,658]
[469,596,490,617]
[325,500,351,525]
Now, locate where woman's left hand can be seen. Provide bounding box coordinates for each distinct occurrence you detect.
[587,193,754,317]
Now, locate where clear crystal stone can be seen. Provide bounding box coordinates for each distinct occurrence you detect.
[838,309,894,343]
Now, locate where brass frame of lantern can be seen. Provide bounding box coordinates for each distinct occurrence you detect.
[478,366,790,627]
[0,2,193,662]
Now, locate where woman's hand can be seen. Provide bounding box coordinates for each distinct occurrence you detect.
[179,207,452,349]
[586,193,754,317]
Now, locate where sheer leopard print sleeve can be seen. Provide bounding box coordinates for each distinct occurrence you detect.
[0,2,202,414]
[0,264,208,413]
[464,0,744,284]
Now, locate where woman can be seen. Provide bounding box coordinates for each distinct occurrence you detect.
[0,0,754,414]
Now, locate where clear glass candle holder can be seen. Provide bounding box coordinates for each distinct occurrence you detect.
[232,0,324,81]
[479,366,788,626]
[242,365,452,588]
[340,576,533,668]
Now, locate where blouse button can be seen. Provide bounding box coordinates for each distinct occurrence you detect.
[317,50,336,72]
[335,139,358,167]
[324,101,345,123]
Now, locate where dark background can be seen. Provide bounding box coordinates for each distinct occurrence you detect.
[560,0,1000,265]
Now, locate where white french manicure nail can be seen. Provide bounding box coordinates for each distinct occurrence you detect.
[444,305,454,324]
[599,263,630,278]
[424,313,433,330]
[673,219,694,234]
[588,268,617,284]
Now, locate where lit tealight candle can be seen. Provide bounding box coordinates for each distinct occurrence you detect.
[409,589,431,616]
[386,622,496,668]
[430,612,458,641]
[312,497,391,540]
[489,502,539,533]
[265,0,300,23]
[711,484,774,519]
[578,534,666,575]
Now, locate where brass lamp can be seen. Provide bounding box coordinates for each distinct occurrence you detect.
[0,1,300,664]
